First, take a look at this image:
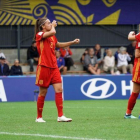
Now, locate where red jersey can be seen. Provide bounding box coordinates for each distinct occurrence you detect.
[134,33,140,67]
[132,33,140,83]
[36,32,58,68]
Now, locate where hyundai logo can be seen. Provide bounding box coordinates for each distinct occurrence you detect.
[81,78,116,99]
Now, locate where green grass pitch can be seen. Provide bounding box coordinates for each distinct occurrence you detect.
[0,100,140,140]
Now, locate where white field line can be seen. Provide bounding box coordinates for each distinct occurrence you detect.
[8,106,123,109]
[0,132,105,140]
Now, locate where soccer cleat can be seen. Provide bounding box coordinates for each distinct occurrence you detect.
[57,115,72,122]
[35,118,46,122]
[124,114,137,119]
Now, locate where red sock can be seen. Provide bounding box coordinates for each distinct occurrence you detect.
[37,96,45,119]
[55,92,63,117]
[126,92,139,114]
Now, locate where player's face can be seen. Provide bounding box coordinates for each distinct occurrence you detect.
[43,19,52,31]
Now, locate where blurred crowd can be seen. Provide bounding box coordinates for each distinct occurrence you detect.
[0,40,136,76]
[80,41,136,75]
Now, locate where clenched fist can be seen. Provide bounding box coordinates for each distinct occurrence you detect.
[73,39,80,44]
[52,20,57,27]
[130,31,135,35]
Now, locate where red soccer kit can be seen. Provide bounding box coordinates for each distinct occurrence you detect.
[132,33,140,84]
[35,31,61,87]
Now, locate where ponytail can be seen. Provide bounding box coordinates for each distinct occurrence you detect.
[34,18,47,40]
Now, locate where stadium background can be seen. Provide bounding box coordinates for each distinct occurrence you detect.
[0,0,139,101]
[1,1,140,140]
[0,0,139,63]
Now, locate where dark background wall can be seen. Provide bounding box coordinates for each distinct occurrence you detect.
[0,25,138,48]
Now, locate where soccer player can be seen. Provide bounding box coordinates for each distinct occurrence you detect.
[34,17,80,122]
[124,31,140,119]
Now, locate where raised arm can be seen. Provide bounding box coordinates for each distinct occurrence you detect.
[42,27,56,38]
[128,31,136,41]
[42,20,57,38]
[56,39,80,48]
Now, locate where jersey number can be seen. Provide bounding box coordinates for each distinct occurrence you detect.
[50,42,53,48]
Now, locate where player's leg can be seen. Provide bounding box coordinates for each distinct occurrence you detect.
[53,83,72,122]
[35,66,50,122]
[53,83,63,117]
[36,87,48,122]
[124,82,140,119]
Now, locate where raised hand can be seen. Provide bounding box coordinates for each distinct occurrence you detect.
[52,20,57,28]
[73,39,80,44]
[130,31,135,35]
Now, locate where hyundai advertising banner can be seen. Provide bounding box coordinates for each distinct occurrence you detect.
[0,76,55,102]
[63,75,133,100]
[0,75,133,102]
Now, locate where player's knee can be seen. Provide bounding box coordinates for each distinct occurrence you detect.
[56,88,63,93]
[39,89,47,96]
[133,87,140,93]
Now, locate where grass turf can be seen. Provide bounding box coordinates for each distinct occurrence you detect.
[0,100,140,140]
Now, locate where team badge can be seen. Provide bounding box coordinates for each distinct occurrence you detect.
[39,80,43,85]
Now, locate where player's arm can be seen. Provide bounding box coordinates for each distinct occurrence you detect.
[135,49,140,58]
[128,31,136,41]
[42,20,57,38]
[56,39,80,48]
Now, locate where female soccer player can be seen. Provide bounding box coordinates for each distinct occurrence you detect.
[124,31,140,119]
[34,18,80,122]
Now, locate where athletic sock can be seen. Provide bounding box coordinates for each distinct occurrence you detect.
[37,95,45,119]
[55,92,63,117]
[126,92,139,115]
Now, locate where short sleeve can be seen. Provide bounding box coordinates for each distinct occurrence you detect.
[36,32,45,42]
[135,33,140,42]
[53,35,58,44]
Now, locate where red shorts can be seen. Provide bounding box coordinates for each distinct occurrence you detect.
[35,66,62,88]
[132,69,140,84]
